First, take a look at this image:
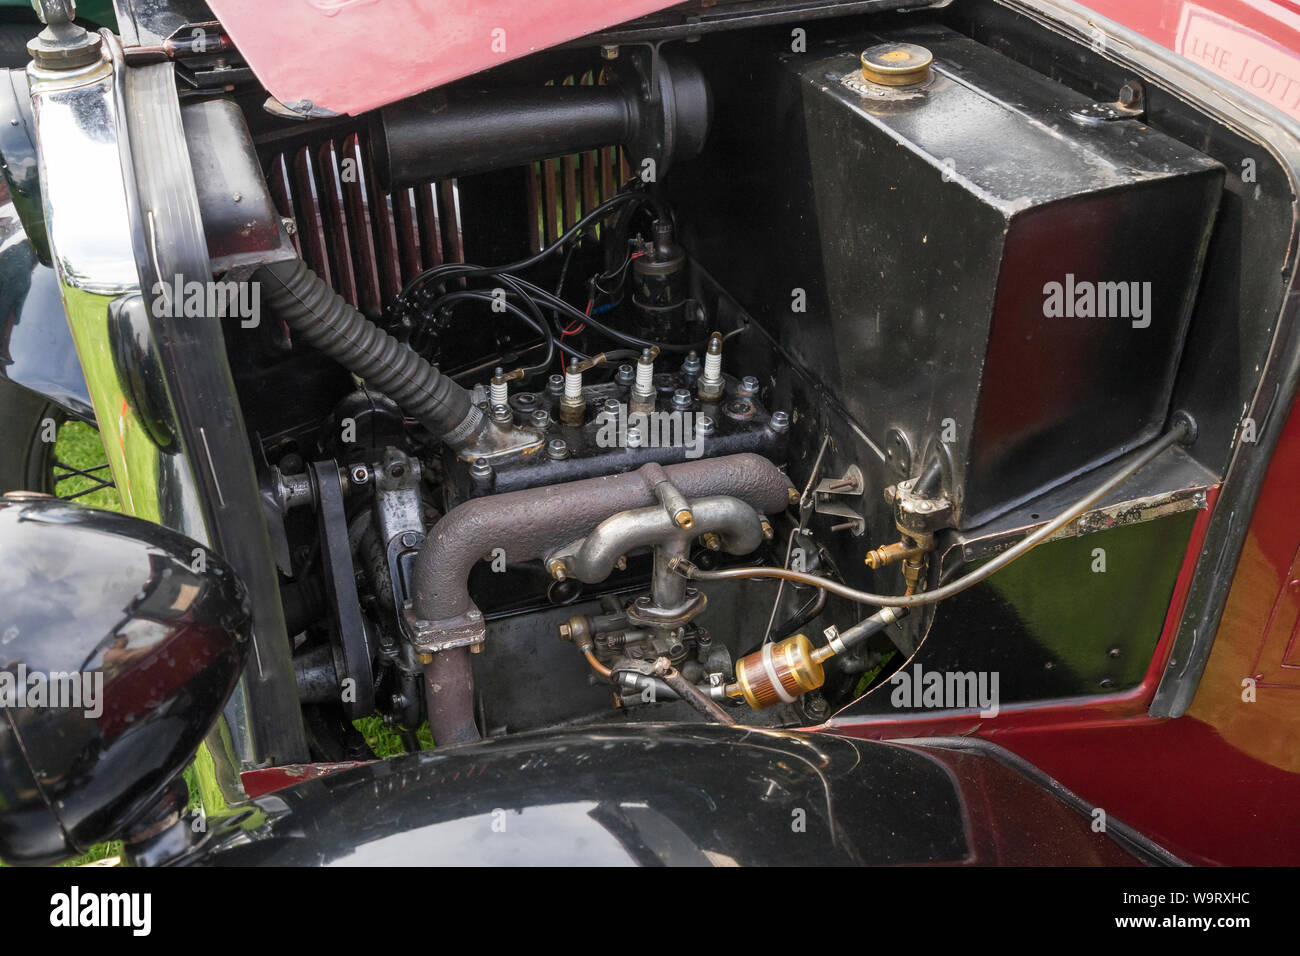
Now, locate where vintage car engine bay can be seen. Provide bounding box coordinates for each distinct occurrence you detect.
[220,11,1227,755]
[12,0,1292,784]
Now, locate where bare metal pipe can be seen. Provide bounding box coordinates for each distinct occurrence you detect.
[655,659,736,725]
[423,650,479,747]
[675,420,1194,608]
[410,454,793,746]
[555,496,765,584]
[411,454,792,645]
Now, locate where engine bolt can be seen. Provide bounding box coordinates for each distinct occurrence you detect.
[760,519,775,541]
[547,373,564,395]
[547,438,570,460]
[696,415,715,437]
[770,410,790,432]
[547,559,567,581]
[672,388,693,411]
[616,363,636,386]
[531,408,550,429]
[627,425,644,448]
[491,403,512,425]
[470,458,493,480]
[602,398,621,419]
[701,532,722,551]
[681,351,702,378]
[738,375,760,397]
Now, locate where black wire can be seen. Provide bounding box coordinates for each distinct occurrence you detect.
[401,190,658,301]
[555,237,581,301]
[512,277,710,354]
[599,348,640,364]
[429,291,590,373]
[737,585,827,658]
[425,268,590,367]
[398,184,745,363]
[772,587,828,641]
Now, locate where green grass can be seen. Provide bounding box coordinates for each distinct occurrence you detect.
[354,716,434,757]
[52,420,121,510]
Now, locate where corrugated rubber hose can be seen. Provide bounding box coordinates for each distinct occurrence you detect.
[256,258,483,447]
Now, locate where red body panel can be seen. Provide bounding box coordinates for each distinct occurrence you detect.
[834,394,1300,865]
[1087,0,1300,120]
[203,0,680,116]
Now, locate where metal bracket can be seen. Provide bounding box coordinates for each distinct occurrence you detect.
[404,607,486,654]
[813,464,866,535]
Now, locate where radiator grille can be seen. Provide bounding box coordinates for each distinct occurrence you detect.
[265,70,629,317]
[266,130,464,319]
[526,71,631,251]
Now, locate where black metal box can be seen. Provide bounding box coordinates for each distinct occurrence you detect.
[672,23,1222,526]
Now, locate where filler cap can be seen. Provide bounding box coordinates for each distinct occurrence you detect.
[860,42,933,87]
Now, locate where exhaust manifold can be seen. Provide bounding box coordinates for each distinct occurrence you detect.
[409,454,794,746]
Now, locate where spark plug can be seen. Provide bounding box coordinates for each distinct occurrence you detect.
[697,331,725,401]
[630,346,659,415]
[488,366,524,422]
[490,367,509,408]
[561,364,586,425]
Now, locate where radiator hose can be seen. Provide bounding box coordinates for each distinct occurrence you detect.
[257,259,484,448]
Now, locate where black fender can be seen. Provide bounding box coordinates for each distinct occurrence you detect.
[197,724,1177,866]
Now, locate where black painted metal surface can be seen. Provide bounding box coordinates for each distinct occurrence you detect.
[0,496,249,865]
[670,22,1222,528]
[197,723,1154,866]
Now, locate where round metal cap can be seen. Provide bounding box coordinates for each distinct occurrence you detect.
[860,42,933,87]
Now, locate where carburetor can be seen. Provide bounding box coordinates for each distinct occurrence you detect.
[552,461,775,701]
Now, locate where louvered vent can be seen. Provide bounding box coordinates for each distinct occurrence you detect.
[526,71,631,251]
[265,71,629,318]
[266,129,464,320]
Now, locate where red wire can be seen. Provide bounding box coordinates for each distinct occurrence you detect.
[559,299,593,372]
[559,253,643,371]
